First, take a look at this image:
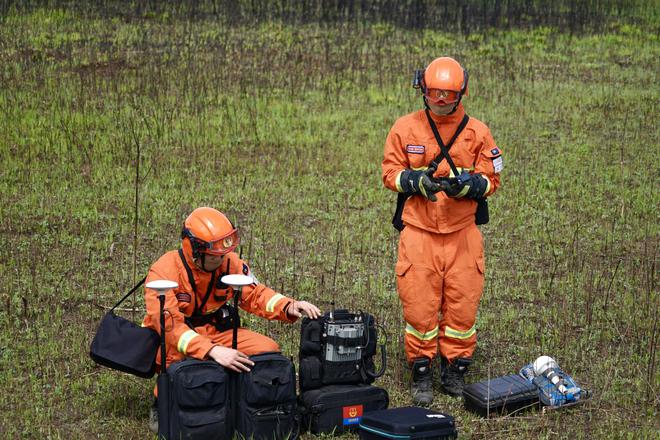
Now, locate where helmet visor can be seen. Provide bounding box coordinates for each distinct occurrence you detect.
[203,229,240,255]
[424,89,459,106]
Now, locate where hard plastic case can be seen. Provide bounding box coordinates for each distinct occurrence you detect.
[462,374,539,417]
[358,406,457,440]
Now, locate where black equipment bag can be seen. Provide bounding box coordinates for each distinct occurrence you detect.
[299,384,389,435]
[359,407,457,440]
[237,352,299,440]
[164,358,231,440]
[299,309,386,391]
[89,277,160,378]
[463,374,539,417]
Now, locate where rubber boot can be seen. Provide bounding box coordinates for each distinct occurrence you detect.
[411,357,434,405]
[148,398,158,434]
[441,357,471,397]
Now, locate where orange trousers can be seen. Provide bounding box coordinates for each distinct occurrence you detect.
[396,223,484,363]
[154,328,278,396]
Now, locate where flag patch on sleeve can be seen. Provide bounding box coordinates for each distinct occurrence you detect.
[406,145,425,154]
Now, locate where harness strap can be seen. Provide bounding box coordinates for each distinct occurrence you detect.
[425,110,470,176]
[178,248,216,317]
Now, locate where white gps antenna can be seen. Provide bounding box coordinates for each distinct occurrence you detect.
[146,279,179,296]
[220,274,254,289]
[220,274,254,351]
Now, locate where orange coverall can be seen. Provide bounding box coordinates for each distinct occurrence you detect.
[382,103,502,362]
[142,249,296,371]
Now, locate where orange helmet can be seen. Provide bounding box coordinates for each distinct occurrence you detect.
[181,207,239,260]
[417,57,469,107]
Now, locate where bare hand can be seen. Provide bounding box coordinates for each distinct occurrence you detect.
[287,300,322,319]
[208,346,254,373]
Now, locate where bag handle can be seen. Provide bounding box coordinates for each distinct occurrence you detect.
[110,277,147,312]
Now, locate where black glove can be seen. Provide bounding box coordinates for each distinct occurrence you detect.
[399,167,442,202]
[444,171,489,199]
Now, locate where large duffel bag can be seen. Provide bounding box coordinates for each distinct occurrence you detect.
[236,352,299,440]
[462,374,539,417]
[359,407,457,440]
[299,384,389,435]
[164,359,231,440]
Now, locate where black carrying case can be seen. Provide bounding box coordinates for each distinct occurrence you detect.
[237,352,299,440]
[89,277,161,378]
[165,359,231,440]
[299,384,389,435]
[162,354,298,440]
[359,407,457,440]
[299,309,382,391]
[462,374,539,417]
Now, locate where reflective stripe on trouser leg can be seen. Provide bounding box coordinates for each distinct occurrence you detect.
[396,225,443,363]
[404,323,440,361]
[439,224,484,361]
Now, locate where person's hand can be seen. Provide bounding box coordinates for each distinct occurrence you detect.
[444,171,488,199]
[399,167,442,202]
[207,346,254,372]
[287,300,321,319]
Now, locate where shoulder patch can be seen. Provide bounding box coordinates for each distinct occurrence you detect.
[175,292,192,303]
[493,156,504,173]
[406,144,425,154]
[242,263,250,275]
[491,147,501,156]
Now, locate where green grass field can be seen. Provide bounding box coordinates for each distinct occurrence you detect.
[0,3,658,439]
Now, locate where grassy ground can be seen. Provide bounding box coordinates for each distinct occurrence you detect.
[0,5,658,439]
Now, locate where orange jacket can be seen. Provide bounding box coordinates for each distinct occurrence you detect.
[141,250,295,366]
[382,104,502,234]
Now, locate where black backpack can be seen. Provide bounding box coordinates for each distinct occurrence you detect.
[299,309,386,391]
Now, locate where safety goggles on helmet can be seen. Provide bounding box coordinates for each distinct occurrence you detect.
[424,88,460,106]
[184,228,240,256]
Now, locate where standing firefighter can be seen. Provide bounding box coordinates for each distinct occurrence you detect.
[143,207,321,432]
[382,57,503,404]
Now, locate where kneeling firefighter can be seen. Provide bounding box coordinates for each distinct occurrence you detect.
[382,57,503,404]
[142,207,321,433]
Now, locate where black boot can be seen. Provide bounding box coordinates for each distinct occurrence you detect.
[441,357,471,397]
[411,358,434,405]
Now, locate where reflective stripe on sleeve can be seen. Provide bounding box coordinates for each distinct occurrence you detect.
[456,184,470,198]
[405,323,439,341]
[177,330,199,355]
[444,324,476,340]
[482,174,491,195]
[395,170,404,192]
[266,293,286,313]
